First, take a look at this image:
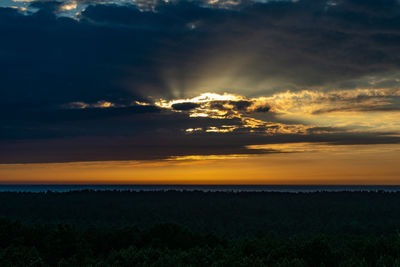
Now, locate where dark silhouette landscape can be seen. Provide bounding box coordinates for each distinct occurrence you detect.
[1,190,400,266]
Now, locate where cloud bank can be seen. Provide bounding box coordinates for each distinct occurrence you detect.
[1,0,400,163]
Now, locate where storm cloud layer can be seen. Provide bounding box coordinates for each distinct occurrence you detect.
[1,0,400,163]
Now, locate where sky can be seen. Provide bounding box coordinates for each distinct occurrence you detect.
[1,0,400,184]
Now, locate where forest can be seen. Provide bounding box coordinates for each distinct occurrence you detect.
[1,190,400,266]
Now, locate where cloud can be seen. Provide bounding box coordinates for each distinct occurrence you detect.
[172,102,201,111]
[3,0,400,101]
[2,127,400,163]
[1,0,400,163]
[156,89,400,121]
[256,89,400,115]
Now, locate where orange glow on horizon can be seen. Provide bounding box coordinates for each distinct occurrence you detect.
[1,143,399,185]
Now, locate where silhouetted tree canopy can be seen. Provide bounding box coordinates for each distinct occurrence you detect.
[1,191,400,266]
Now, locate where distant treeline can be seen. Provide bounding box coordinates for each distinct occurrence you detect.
[1,191,400,266]
[1,190,400,235]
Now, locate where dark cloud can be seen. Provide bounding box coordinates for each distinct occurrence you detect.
[231,100,253,111]
[3,0,400,101]
[254,106,271,112]
[1,0,400,163]
[172,102,201,110]
[1,129,400,163]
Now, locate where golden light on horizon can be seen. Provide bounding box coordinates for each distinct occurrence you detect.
[1,143,399,185]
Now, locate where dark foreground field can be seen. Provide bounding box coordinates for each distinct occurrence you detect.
[1,190,400,266]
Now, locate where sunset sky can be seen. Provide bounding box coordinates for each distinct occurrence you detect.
[1,0,400,184]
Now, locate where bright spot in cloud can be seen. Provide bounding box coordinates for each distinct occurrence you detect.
[60,1,78,11]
